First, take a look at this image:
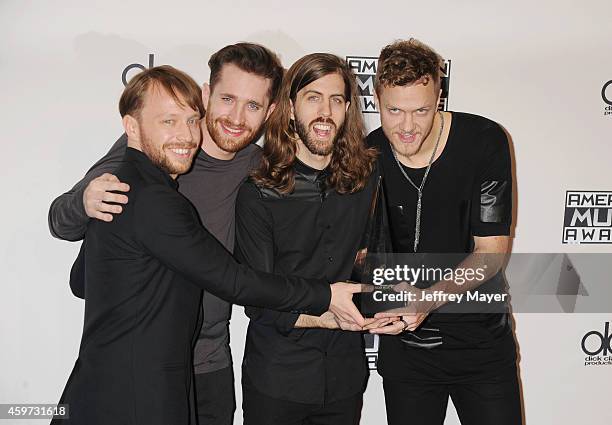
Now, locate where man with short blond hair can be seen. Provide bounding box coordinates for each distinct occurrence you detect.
[49,43,284,425]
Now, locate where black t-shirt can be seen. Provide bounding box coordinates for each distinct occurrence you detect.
[372,111,512,253]
[368,112,516,381]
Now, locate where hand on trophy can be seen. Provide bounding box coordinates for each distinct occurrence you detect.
[367,313,428,335]
[329,282,374,328]
[362,315,401,330]
[368,282,438,334]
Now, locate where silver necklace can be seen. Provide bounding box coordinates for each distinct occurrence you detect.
[390,111,445,252]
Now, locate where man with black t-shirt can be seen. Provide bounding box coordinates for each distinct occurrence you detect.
[368,39,523,425]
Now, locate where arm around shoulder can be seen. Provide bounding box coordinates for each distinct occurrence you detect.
[48,134,128,241]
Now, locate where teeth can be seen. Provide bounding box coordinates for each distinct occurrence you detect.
[314,124,331,131]
[171,148,189,154]
[222,124,243,134]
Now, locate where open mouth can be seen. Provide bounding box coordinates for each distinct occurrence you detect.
[397,132,417,143]
[312,122,334,139]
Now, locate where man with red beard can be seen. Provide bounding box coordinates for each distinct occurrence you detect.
[234,53,386,425]
[48,43,282,425]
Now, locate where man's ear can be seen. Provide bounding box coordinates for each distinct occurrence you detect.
[373,91,380,111]
[265,102,276,121]
[202,83,211,106]
[290,99,295,121]
[122,114,141,146]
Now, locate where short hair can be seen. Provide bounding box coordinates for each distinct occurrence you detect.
[375,38,444,93]
[119,65,205,118]
[208,42,284,103]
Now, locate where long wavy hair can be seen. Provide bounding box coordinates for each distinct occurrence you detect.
[251,53,376,194]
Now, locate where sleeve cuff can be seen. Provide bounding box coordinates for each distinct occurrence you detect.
[311,279,331,316]
[275,312,301,336]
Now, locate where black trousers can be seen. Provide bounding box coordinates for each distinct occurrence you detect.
[242,384,362,425]
[382,368,523,425]
[194,367,236,425]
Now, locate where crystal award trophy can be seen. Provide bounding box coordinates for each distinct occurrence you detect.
[350,176,407,317]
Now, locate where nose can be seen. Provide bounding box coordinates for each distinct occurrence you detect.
[400,112,415,133]
[319,99,332,118]
[228,103,245,126]
[177,121,194,143]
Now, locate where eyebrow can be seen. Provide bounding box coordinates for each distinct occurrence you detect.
[218,92,264,109]
[247,99,264,108]
[383,103,400,110]
[155,112,201,120]
[303,90,346,100]
[384,103,432,111]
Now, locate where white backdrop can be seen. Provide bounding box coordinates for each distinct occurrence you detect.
[1,1,612,424]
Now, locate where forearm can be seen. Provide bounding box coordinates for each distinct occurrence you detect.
[294,313,335,329]
[48,188,89,241]
[373,248,508,331]
[48,134,128,241]
[426,241,508,309]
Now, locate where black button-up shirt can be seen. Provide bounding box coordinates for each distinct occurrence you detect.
[56,148,331,425]
[235,160,377,405]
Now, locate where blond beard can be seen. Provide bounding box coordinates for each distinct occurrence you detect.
[140,131,196,176]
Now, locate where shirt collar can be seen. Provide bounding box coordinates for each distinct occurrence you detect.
[124,147,178,189]
[294,158,330,184]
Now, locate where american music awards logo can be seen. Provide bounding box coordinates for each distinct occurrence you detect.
[364,333,379,370]
[345,56,452,114]
[562,191,612,244]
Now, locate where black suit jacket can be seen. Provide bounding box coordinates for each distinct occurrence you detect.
[53,148,330,425]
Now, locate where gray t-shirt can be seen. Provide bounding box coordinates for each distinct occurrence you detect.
[48,133,261,374]
[180,144,261,374]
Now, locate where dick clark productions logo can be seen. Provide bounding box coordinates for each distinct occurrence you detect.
[122,54,156,86]
[582,322,612,366]
[603,80,612,116]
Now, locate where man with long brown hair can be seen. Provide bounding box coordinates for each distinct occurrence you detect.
[234,53,385,425]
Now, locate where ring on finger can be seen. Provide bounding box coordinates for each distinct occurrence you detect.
[400,318,410,331]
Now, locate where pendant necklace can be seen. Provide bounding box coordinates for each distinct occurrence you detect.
[390,111,445,252]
